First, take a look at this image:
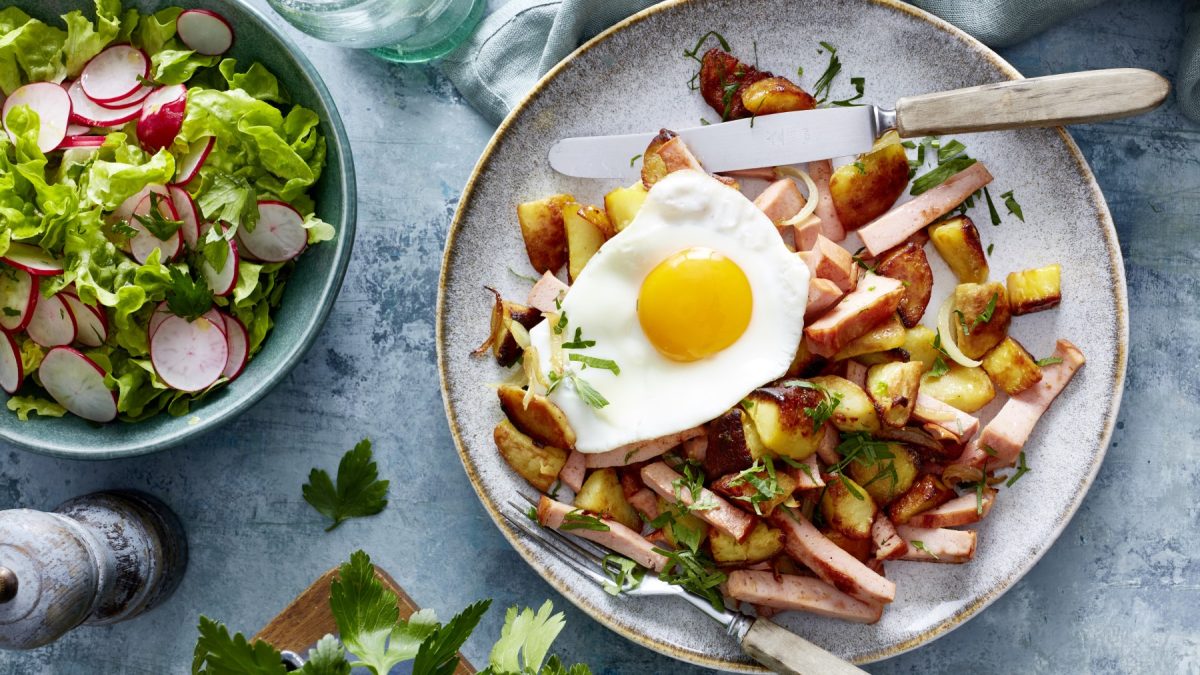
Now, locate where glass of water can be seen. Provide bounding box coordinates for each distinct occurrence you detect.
[267,0,485,63]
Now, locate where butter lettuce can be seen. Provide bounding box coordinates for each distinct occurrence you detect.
[0,8,67,95]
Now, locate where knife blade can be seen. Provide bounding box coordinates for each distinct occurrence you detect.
[547,105,892,179]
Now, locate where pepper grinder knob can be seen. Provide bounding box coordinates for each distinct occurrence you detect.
[0,490,187,650]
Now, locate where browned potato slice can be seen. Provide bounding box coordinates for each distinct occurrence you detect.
[575,468,641,530]
[866,361,924,427]
[640,130,675,188]
[820,527,872,563]
[833,314,906,360]
[493,419,567,492]
[820,476,878,540]
[578,203,614,239]
[807,375,881,433]
[829,141,910,230]
[929,216,988,283]
[704,408,756,477]
[919,364,995,412]
[656,497,710,549]
[742,384,830,459]
[710,521,784,565]
[604,182,648,233]
[846,444,918,506]
[981,337,1043,395]
[900,325,939,373]
[952,282,1012,359]
[876,242,933,327]
[740,76,816,115]
[563,203,606,282]
[517,194,574,274]
[699,48,772,120]
[497,384,576,449]
[787,339,826,377]
[476,288,541,367]
[1007,264,1062,315]
[888,474,956,525]
[711,467,797,516]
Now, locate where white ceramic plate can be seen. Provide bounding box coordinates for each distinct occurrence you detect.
[438,0,1127,668]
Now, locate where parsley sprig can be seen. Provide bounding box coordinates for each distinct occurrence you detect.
[601,554,645,596]
[727,457,785,515]
[133,192,184,241]
[652,546,728,612]
[164,266,213,321]
[302,438,390,532]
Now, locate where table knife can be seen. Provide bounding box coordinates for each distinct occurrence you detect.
[548,68,1168,178]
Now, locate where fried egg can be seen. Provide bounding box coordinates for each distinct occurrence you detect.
[527,170,810,453]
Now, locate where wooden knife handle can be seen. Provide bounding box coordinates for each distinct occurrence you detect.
[740,617,866,675]
[895,68,1169,137]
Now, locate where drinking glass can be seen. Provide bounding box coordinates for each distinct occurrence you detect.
[266,0,485,63]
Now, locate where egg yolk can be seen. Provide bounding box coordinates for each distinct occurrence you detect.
[637,247,752,362]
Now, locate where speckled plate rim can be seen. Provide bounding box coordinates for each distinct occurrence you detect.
[436,0,1128,668]
[0,0,357,460]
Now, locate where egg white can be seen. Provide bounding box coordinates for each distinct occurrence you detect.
[527,170,810,453]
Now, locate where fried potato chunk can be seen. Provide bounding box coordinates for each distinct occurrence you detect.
[575,468,641,530]
[604,182,648,232]
[1007,264,1062,315]
[920,364,995,413]
[829,138,910,230]
[821,476,878,540]
[929,216,988,283]
[699,48,772,120]
[740,76,816,115]
[710,521,785,565]
[952,281,1012,359]
[876,241,934,327]
[981,336,1043,395]
[493,419,568,492]
[517,194,574,274]
[497,384,576,449]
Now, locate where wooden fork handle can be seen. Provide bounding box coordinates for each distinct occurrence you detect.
[895,68,1169,137]
[740,617,866,675]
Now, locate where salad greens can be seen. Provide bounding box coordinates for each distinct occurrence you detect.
[0,1,336,421]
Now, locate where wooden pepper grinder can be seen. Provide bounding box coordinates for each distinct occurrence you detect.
[0,490,187,649]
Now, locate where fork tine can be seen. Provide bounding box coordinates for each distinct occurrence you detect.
[505,499,614,563]
[499,509,611,586]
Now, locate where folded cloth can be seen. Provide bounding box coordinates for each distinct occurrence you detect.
[439,0,1198,124]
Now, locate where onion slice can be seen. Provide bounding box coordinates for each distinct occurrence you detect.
[775,166,820,227]
[936,295,982,368]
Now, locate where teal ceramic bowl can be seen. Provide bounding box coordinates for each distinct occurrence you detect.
[3,0,355,459]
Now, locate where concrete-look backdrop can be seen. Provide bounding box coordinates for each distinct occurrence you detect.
[1,0,1196,672]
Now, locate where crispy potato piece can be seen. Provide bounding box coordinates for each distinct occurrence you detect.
[579,203,614,239]
[562,203,606,282]
[493,419,567,492]
[742,384,829,460]
[887,474,956,525]
[929,216,988,283]
[712,466,797,516]
[640,130,674,188]
[741,76,817,115]
[821,527,873,563]
[981,336,1043,395]
[574,468,641,530]
[901,325,939,373]
[604,182,648,233]
[808,375,882,433]
[705,408,756,477]
[655,498,710,550]
[920,364,995,413]
[497,384,576,449]
[699,48,772,120]
[710,521,784,565]
[876,242,933,327]
[829,142,910,230]
[1007,264,1062,315]
[517,194,574,274]
[847,444,918,506]
[821,476,878,540]
[866,361,924,427]
[476,288,541,367]
[833,314,906,360]
[952,282,1011,359]
[787,339,826,378]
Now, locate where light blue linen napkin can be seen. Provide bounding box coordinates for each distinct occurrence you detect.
[439,0,1199,124]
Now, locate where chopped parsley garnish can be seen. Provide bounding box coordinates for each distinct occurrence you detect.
[937,139,967,163]
[910,156,977,195]
[602,554,645,595]
[652,547,727,612]
[1035,356,1063,367]
[930,330,951,377]
[974,292,999,329]
[982,444,998,457]
[560,509,610,532]
[561,327,595,349]
[829,432,895,501]
[984,186,1002,225]
[972,478,987,515]
[1006,451,1031,487]
[873,380,889,399]
[683,30,731,63]
[672,460,717,512]
[508,267,541,283]
[699,118,711,126]
[164,266,213,321]
[302,438,390,532]
[987,243,995,256]
[850,247,876,273]
[629,153,642,167]
[1,307,18,317]
[812,41,842,103]
[112,221,138,238]
[567,373,609,409]
[802,386,843,433]
[1000,190,1024,221]
[526,505,539,522]
[831,76,866,107]
[553,311,568,335]
[568,353,620,375]
[727,457,785,515]
[852,160,866,174]
[910,539,939,560]
[133,192,184,241]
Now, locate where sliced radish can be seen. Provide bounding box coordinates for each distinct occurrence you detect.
[176,10,234,56]
[220,313,248,380]
[150,313,228,392]
[80,45,149,103]
[68,79,142,127]
[0,331,22,394]
[137,85,187,153]
[239,201,307,262]
[113,184,171,223]
[0,267,37,332]
[129,193,183,264]
[66,123,90,136]
[200,230,239,296]
[96,84,152,110]
[168,185,202,248]
[58,135,107,149]
[2,83,72,154]
[27,294,77,348]
[203,307,228,337]
[62,293,108,347]
[172,136,214,186]
[1,243,65,276]
[38,346,117,422]
[148,301,170,340]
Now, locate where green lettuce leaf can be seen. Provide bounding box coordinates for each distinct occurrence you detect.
[83,148,175,210]
[152,49,219,85]
[0,8,67,95]
[61,0,123,77]
[131,6,180,56]
[7,395,66,420]
[4,106,82,250]
[218,59,288,104]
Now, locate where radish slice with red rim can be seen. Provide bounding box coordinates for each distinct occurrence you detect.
[239,201,307,262]
[173,136,214,186]
[80,45,149,103]
[62,293,108,347]
[137,85,187,153]
[150,313,228,392]
[66,123,91,136]
[220,313,248,380]
[67,79,142,128]
[129,193,183,264]
[148,301,170,340]
[2,243,65,276]
[95,83,152,110]
[168,185,202,249]
[58,135,107,149]
[176,10,234,56]
[3,82,72,154]
[113,184,171,223]
[27,294,77,348]
[38,347,117,422]
[200,231,239,296]
[0,267,37,332]
[0,331,23,395]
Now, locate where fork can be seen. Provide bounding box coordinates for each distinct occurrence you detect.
[500,499,866,675]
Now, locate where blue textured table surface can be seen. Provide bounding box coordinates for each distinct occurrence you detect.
[2,0,1197,672]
